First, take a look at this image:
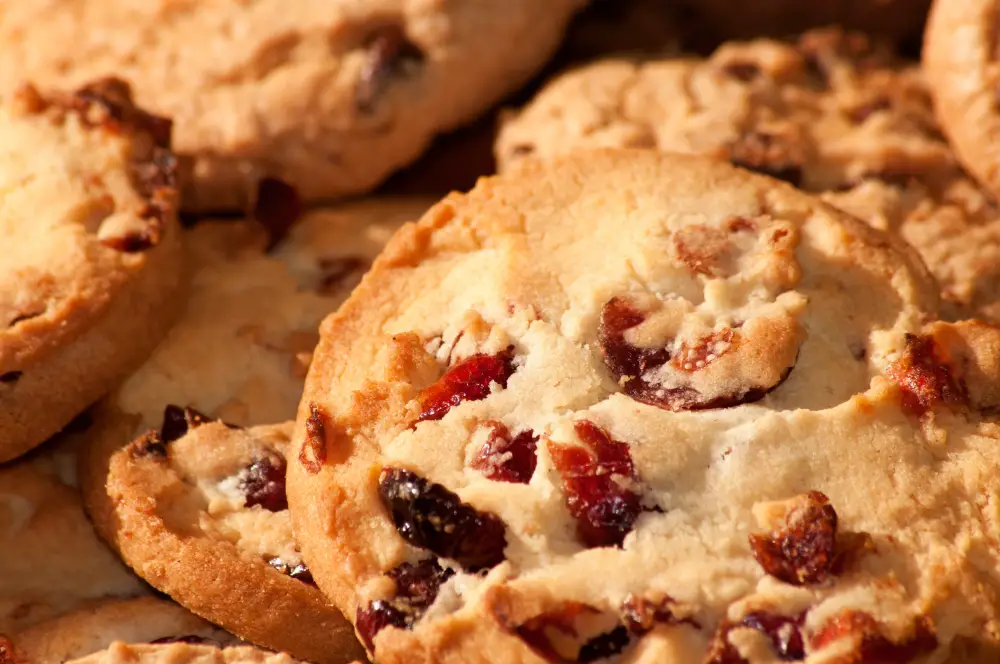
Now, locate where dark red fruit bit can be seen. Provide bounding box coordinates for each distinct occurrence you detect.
[621,595,698,636]
[886,334,967,416]
[514,603,629,663]
[318,255,368,294]
[72,78,173,148]
[160,404,212,443]
[417,347,516,422]
[0,371,22,384]
[267,557,315,585]
[749,491,839,586]
[728,132,803,187]
[251,177,302,251]
[598,296,670,385]
[100,229,159,253]
[377,467,507,571]
[0,637,19,664]
[241,456,288,512]
[705,612,805,663]
[299,402,328,475]
[133,430,168,459]
[672,328,734,372]
[723,61,761,82]
[810,611,937,663]
[355,25,425,112]
[549,421,642,549]
[150,635,224,645]
[356,558,454,652]
[470,421,538,484]
[578,626,630,663]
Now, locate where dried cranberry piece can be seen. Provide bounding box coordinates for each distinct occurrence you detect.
[252,177,302,250]
[150,636,223,645]
[470,421,538,484]
[0,637,19,664]
[886,334,967,415]
[378,467,507,571]
[355,25,425,112]
[267,557,315,585]
[599,297,670,383]
[706,612,805,664]
[299,402,329,475]
[514,603,629,663]
[241,456,288,512]
[133,430,168,459]
[621,595,698,636]
[417,347,516,422]
[749,491,839,586]
[578,626,630,663]
[160,404,212,443]
[0,371,22,384]
[356,559,454,651]
[549,421,642,549]
[811,611,937,663]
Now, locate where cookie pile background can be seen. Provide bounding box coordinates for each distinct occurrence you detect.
[4,1,1000,663]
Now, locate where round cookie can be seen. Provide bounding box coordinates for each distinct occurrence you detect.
[5,597,240,663]
[0,459,146,635]
[79,199,429,661]
[0,78,183,463]
[284,150,1000,662]
[0,1,583,211]
[923,0,1000,203]
[68,643,303,664]
[496,28,1000,321]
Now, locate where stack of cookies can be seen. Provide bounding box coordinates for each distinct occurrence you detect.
[4,2,1000,663]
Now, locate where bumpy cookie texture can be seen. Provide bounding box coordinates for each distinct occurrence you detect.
[285,151,1000,663]
[79,199,427,662]
[85,416,364,664]
[67,643,303,664]
[0,460,146,635]
[5,597,240,663]
[498,28,1000,321]
[923,0,1000,200]
[0,1,582,210]
[0,79,183,463]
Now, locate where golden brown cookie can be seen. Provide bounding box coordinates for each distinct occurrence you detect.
[0,79,183,463]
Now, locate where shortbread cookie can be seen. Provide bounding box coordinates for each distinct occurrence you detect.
[5,597,239,663]
[69,643,302,664]
[0,461,146,635]
[85,419,365,664]
[79,199,428,661]
[497,28,1000,321]
[0,1,583,211]
[923,0,1000,202]
[0,79,183,463]
[281,150,1000,663]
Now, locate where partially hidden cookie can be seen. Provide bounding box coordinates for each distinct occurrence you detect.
[0,1,583,211]
[284,150,1000,662]
[0,458,146,635]
[923,0,1000,202]
[497,28,1000,321]
[4,597,240,664]
[0,78,183,463]
[80,199,429,662]
[66,643,304,664]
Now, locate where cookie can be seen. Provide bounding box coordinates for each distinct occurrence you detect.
[923,0,1000,202]
[5,597,240,663]
[68,643,303,664]
[0,1,583,211]
[0,79,183,463]
[79,199,428,661]
[281,150,1000,663]
[0,459,146,635]
[496,28,1000,321]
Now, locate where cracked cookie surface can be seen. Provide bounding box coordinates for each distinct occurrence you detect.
[0,1,583,211]
[0,79,183,463]
[286,151,1000,663]
[79,198,428,661]
[498,28,1000,322]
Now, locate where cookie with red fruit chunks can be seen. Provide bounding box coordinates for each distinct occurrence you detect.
[283,149,1000,663]
[0,450,147,635]
[497,27,1000,322]
[67,643,304,664]
[0,78,183,463]
[78,199,428,662]
[4,597,241,663]
[0,0,584,211]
